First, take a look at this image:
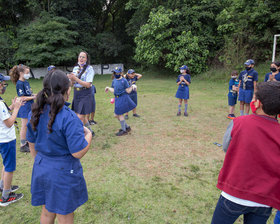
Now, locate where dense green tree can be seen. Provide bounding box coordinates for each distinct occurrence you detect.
[15,12,80,67]
[0,31,17,73]
[216,0,280,67]
[134,6,209,73]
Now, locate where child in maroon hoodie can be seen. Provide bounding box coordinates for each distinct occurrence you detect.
[211,81,280,224]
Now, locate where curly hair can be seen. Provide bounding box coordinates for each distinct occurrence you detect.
[9,64,29,84]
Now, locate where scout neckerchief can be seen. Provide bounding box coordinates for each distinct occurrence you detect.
[242,72,248,89]
[0,97,19,132]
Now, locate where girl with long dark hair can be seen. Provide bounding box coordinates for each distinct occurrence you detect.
[27,70,92,223]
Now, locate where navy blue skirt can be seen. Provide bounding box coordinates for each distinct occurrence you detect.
[31,153,88,215]
[128,92,137,106]
[18,100,33,118]
[72,88,94,115]
[115,93,136,115]
[175,85,189,99]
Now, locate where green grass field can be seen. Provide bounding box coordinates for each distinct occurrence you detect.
[0,67,277,223]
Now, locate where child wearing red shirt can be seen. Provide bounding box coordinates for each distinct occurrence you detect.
[211,81,280,224]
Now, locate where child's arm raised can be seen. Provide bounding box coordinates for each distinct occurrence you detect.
[136,73,142,80]
[3,97,23,128]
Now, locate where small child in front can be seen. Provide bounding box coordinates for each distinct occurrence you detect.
[227,71,239,119]
[211,81,280,224]
[0,74,24,206]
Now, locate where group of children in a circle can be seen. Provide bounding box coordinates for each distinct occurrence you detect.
[227,59,280,119]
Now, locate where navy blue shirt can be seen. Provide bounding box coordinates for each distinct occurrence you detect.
[238,69,258,90]
[176,74,191,86]
[111,78,129,96]
[27,105,88,157]
[126,76,138,94]
[16,80,33,96]
[264,72,280,82]
[228,78,239,92]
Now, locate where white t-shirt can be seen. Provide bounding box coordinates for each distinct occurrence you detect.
[0,101,16,143]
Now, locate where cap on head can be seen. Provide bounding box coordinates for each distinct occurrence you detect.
[0,73,10,82]
[127,69,135,74]
[244,59,255,66]
[180,65,188,70]
[48,65,56,71]
[113,67,122,73]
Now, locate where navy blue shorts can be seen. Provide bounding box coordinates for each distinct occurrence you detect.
[0,140,16,172]
[238,89,253,103]
[31,153,88,215]
[228,93,237,106]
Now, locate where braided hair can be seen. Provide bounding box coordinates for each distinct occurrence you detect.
[31,70,70,132]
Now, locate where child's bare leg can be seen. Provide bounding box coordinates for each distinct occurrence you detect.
[57,213,74,224]
[245,103,250,115]
[40,205,56,224]
[20,118,28,146]
[3,171,13,190]
[229,105,235,114]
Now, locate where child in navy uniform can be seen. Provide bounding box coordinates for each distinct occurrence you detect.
[47,65,56,73]
[0,74,24,206]
[175,65,191,116]
[27,70,92,223]
[124,69,142,119]
[264,62,280,82]
[10,64,36,152]
[105,67,136,136]
[238,59,258,115]
[212,81,280,224]
[227,71,239,119]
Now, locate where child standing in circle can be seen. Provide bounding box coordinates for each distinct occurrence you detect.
[175,65,191,116]
[264,62,280,82]
[0,74,24,206]
[47,65,56,73]
[124,69,142,120]
[211,81,280,223]
[238,59,258,115]
[27,70,92,223]
[105,67,136,136]
[227,71,239,119]
[9,64,36,153]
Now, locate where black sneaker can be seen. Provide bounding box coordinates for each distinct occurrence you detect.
[20,144,30,153]
[89,120,97,125]
[0,185,19,193]
[115,130,128,136]
[91,130,95,137]
[124,115,129,120]
[133,114,140,118]
[184,112,188,117]
[0,192,23,207]
[177,111,181,116]
[126,126,131,132]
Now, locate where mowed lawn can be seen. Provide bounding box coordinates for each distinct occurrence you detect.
[0,71,276,223]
